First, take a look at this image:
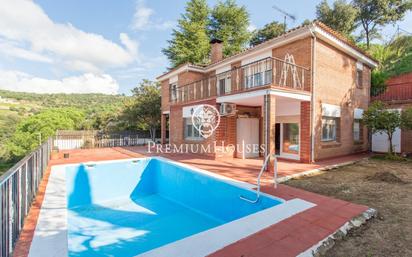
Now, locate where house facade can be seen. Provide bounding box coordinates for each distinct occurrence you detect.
[157,22,378,163]
[372,72,412,153]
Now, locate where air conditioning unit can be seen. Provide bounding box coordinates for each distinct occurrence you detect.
[220,103,236,116]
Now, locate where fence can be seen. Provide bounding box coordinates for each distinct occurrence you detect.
[0,130,157,256]
[54,130,160,150]
[0,138,52,257]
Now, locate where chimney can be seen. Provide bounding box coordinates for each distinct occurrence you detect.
[210,39,223,63]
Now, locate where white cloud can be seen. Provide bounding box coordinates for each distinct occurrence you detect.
[0,40,52,63]
[0,70,119,94]
[0,0,138,72]
[131,0,174,31]
[120,33,139,56]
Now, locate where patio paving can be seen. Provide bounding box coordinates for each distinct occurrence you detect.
[13,147,371,257]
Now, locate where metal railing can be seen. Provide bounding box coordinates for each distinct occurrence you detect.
[240,154,278,204]
[54,130,159,150]
[169,57,311,104]
[372,84,412,102]
[0,138,52,257]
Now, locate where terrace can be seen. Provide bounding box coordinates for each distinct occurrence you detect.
[7,144,374,257]
[169,57,311,105]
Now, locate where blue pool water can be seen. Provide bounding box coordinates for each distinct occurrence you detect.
[65,158,282,257]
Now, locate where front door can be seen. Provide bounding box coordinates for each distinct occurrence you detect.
[236,118,260,159]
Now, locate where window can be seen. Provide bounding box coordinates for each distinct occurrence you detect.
[356,69,363,88]
[217,73,231,95]
[218,78,226,95]
[322,117,338,141]
[169,83,177,101]
[184,118,202,140]
[282,123,299,154]
[242,59,272,88]
[264,70,272,84]
[353,119,362,142]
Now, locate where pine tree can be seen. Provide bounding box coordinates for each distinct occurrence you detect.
[250,21,285,47]
[162,0,210,68]
[316,0,358,38]
[209,0,251,57]
[353,0,412,48]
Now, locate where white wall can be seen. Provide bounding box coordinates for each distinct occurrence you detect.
[372,129,401,153]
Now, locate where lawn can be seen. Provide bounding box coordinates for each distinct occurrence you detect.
[284,158,412,257]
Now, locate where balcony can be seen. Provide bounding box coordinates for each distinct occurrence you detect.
[169,57,311,104]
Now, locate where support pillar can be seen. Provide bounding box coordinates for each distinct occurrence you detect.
[161,114,167,144]
[300,101,312,163]
[264,94,276,171]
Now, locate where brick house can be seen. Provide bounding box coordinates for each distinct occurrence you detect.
[371,72,412,153]
[157,22,378,163]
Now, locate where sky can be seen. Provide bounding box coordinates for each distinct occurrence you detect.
[0,0,411,95]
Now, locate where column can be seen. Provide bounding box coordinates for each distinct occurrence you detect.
[300,101,312,163]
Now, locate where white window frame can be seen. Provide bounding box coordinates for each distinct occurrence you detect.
[242,59,272,89]
[184,118,202,140]
[216,72,231,95]
[353,119,361,142]
[321,117,338,142]
[170,83,178,101]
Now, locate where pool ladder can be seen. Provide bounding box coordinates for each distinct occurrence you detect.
[240,154,278,203]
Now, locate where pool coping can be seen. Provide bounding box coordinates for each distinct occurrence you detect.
[28,156,316,257]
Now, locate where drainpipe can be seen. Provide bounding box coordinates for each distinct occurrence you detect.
[309,25,317,163]
[264,91,269,159]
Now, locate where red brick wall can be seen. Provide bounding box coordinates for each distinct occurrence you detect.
[314,39,370,160]
[300,101,311,162]
[169,99,218,157]
[372,72,412,102]
[178,71,205,85]
[161,79,170,112]
[272,37,312,69]
[272,37,313,91]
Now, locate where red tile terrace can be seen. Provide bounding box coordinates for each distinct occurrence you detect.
[14,147,372,257]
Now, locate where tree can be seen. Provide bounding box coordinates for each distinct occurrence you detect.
[371,70,389,96]
[385,35,412,76]
[353,0,412,48]
[4,108,85,160]
[250,21,285,47]
[121,80,161,141]
[162,0,210,67]
[209,0,251,57]
[301,19,312,26]
[362,101,402,154]
[316,0,358,37]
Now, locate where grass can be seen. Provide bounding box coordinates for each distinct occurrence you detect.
[284,158,412,257]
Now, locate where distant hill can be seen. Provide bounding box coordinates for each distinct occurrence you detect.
[0,90,128,111]
[0,90,132,174]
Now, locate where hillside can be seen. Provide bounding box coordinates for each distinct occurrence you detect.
[0,90,130,174]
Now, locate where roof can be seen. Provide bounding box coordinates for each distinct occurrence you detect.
[157,21,378,81]
[314,21,377,63]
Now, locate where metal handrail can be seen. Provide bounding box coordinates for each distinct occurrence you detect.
[0,138,52,257]
[240,154,278,203]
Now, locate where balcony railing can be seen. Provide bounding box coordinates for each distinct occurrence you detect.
[169,57,310,104]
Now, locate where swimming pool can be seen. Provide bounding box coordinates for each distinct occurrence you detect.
[29,157,315,257]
